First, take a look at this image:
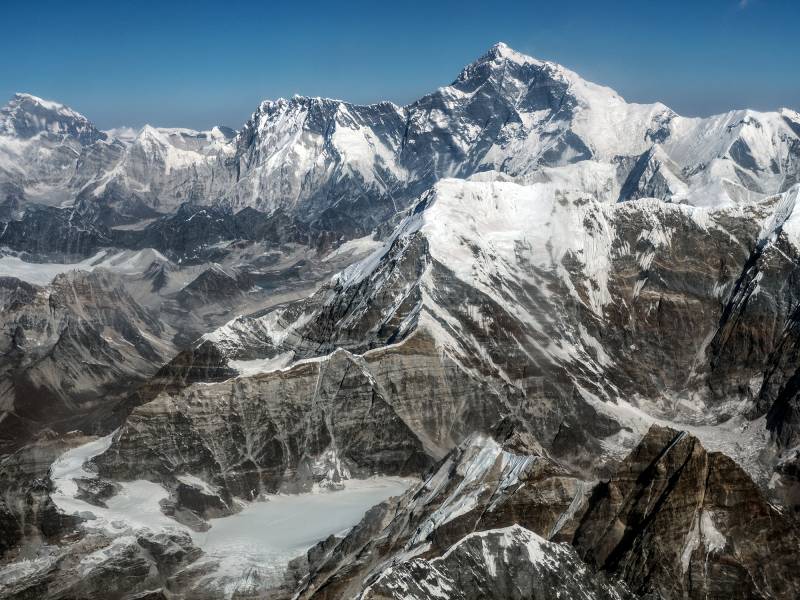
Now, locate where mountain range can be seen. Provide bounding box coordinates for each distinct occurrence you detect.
[1,43,800,599]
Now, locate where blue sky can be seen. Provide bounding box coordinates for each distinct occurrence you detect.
[1,0,797,129]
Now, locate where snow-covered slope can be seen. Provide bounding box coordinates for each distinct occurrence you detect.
[0,93,237,220]
[200,176,800,485]
[227,97,407,221]
[0,93,108,207]
[75,124,237,215]
[360,525,632,600]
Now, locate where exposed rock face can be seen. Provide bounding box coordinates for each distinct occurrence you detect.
[359,525,632,600]
[0,201,325,263]
[115,204,322,263]
[572,425,800,599]
[0,270,176,453]
[0,204,114,258]
[95,347,434,498]
[0,434,81,557]
[140,341,237,395]
[289,427,800,600]
[618,146,687,202]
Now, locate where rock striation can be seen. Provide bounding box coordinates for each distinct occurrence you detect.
[291,426,800,600]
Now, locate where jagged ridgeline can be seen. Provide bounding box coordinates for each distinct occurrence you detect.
[1,43,800,599]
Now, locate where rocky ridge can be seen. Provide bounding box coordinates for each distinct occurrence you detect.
[292,426,800,600]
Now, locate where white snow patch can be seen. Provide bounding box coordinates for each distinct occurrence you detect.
[699,511,726,553]
[229,353,294,376]
[48,435,413,598]
[176,474,219,497]
[193,476,413,592]
[0,248,168,285]
[323,235,383,262]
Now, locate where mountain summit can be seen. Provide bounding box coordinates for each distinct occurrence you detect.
[0,92,105,143]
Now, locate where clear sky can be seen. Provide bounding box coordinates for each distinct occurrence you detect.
[1,0,797,130]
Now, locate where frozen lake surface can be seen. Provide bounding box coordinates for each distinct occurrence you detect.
[49,434,413,595]
[192,477,412,590]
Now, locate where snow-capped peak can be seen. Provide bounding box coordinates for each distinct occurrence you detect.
[1,44,797,227]
[485,41,545,67]
[452,42,625,110]
[11,92,75,113]
[134,124,233,146]
[0,92,104,143]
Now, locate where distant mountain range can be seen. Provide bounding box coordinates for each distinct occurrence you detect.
[2,43,798,238]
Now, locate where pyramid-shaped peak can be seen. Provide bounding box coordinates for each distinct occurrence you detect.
[453,42,571,85]
[486,42,542,64]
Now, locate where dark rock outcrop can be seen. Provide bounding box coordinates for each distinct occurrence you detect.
[0,530,203,600]
[572,425,800,599]
[360,525,632,600]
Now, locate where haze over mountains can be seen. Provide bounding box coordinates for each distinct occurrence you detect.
[2,43,800,599]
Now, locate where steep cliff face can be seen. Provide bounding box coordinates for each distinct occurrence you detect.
[572,425,800,599]
[93,338,471,498]
[290,427,800,600]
